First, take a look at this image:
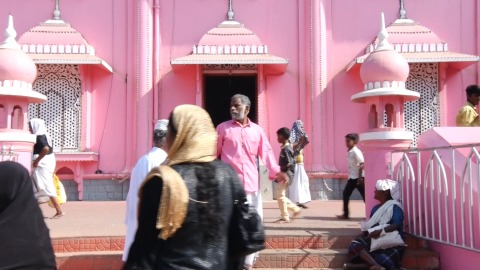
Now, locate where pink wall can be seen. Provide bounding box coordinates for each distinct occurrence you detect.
[430,242,480,270]
[1,0,132,173]
[2,0,479,175]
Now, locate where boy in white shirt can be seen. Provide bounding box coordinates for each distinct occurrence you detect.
[337,133,365,219]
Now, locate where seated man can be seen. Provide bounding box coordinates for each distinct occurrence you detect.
[456,85,480,127]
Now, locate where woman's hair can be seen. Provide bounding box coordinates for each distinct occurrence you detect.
[168,113,224,241]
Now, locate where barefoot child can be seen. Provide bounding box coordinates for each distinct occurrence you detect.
[275,128,301,223]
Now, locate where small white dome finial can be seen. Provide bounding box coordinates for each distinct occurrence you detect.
[53,0,61,20]
[375,12,392,51]
[227,0,235,21]
[0,15,20,50]
[400,0,407,19]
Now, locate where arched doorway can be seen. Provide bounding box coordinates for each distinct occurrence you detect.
[204,75,257,127]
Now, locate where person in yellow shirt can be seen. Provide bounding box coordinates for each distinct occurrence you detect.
[456,85,480,127]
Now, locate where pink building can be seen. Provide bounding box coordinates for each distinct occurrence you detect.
[2,0,477,202]
[2,0,480,268]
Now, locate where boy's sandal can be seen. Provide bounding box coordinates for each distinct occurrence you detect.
[292,210,302,220]
[274,218,290,224]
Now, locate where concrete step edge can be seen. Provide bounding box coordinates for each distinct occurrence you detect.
[55,251,123,257]
[262,268,343,270]
[259,248,348,255]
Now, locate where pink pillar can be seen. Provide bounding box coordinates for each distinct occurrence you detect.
[309,0,328,171]
[257,65,267,132]
[361,139,411,211]
[153,0,161,121]
[135,0,154,159]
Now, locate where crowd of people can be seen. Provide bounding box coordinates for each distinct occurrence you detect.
[3,85,480,269]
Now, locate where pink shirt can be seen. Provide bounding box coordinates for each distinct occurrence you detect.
[217,119,280,192]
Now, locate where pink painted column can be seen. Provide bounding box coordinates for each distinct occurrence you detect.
[309,0,333,172]
[309,0,322,171]
[257,65,268,133]
[361,139,411,211]
[153,0,161,121]
[135,0,154,159]
[80,66,92,151]
[195,65,202,106]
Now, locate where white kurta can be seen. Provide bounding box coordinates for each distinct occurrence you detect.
[123,147,168,261]
[32,153,57,197]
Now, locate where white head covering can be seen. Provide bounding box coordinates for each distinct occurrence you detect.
[29,119,52,147]
[376,179,401,201]
[154,119,169,131]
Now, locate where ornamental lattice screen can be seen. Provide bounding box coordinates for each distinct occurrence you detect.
[384,63,440,146]
[29,64,82,151]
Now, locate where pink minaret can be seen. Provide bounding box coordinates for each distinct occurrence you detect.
[351,13,420,212]
[0,15,46,171]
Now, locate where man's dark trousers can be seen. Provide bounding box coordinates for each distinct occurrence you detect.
[342,178,365,218]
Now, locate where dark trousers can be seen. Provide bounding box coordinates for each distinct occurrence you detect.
[342,178,365,218]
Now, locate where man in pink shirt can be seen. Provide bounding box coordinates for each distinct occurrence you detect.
[217,94,288,269]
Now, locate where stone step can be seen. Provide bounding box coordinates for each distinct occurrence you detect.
[55,248,439,270]
[52,234,428,253]
[56,251,123,270]
[255,249,347,268]
[263,268,343,270]
[255,248,439,269]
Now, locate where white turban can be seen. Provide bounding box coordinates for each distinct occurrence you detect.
[155,119,169,131]
[376,179,401,201]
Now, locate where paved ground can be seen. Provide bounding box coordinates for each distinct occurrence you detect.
[40,200,366,239]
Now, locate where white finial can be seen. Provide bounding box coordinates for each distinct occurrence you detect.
[53,0,61,20]
[227,0,234,21]
[0,15,20,50]
[375,12,392,51]
[400,0,407,19]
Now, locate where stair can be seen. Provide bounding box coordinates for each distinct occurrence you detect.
[53,234,440,270]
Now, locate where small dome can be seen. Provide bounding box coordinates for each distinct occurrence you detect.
[360,50,409,84]
[360,14,409,85]
[0,49,37,83]
[198,21,263,46]
[0,16,37,84]
[352,13,419,104]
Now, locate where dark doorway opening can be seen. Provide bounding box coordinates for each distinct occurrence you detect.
[204,75,257,127]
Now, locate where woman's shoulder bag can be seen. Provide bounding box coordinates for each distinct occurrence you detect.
[228,180,266,258]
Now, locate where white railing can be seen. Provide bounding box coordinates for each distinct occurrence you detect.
[1,145,17,162]
[391,143,480,252]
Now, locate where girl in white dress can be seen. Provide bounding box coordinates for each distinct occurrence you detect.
[289,120,311,208]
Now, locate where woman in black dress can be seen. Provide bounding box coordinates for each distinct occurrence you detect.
[124,104,246,270]
[0,161,56,269]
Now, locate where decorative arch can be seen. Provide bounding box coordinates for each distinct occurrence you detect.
[368,104,378,129]
[11,105,23,130]
[29,64,82,151]
[0,104,6,129]
[385,103,394,127]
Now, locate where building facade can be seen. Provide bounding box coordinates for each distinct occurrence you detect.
[2,0,479,201]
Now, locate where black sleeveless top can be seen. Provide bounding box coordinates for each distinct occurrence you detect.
[33,135,53,155]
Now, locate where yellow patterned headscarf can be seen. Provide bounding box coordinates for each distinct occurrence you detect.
[167,104,217,166]
[141,105,217,240]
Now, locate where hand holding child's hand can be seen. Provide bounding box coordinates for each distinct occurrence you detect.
[276,172,289,184]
